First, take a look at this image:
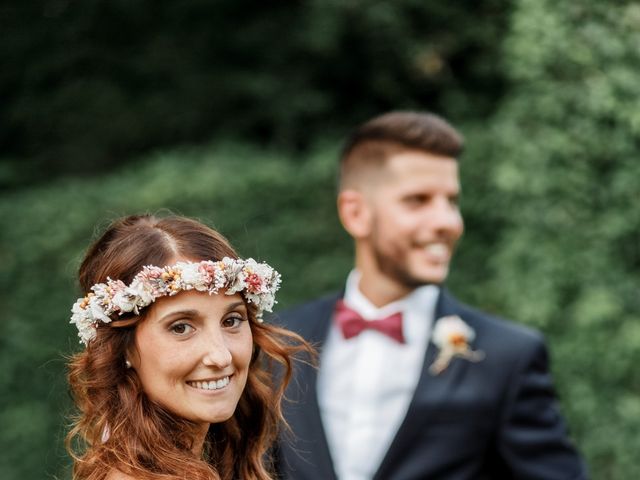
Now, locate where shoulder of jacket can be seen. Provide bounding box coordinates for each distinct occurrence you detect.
[445,293,546,352]
[269,291,341,329]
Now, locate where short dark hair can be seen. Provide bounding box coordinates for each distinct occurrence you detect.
[339,111,464,189]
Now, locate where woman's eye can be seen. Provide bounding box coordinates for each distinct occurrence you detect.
[222,316,244,328]
[170,323,194,335]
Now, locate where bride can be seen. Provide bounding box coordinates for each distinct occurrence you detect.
[66,214,310,480]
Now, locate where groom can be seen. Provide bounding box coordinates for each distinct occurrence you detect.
[275,111,587,479]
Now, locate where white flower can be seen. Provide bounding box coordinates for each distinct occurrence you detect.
[210,265,227,292]
[127,278,155,307]
[74,319,96,344]
[88,295,113,324]
[429,315,484,375]
[432,315,475,349]
[223,258,247,294]
[70,303,97,344]
[176,262,208,291]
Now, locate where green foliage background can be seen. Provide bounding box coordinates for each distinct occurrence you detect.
[1,0,639,479]
[1,0,508,189]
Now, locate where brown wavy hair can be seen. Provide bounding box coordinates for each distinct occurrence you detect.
[66,214,311,480]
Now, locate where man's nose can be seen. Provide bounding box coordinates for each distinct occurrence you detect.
[428,197,463,231]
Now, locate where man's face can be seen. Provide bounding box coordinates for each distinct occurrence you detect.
[359,150,464,292]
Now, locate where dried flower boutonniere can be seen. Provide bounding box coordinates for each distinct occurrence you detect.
[429,315,485,375]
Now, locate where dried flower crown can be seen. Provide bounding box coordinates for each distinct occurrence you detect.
[70,257,281,346]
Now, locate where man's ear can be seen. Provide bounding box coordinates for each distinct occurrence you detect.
[337,189,372,239]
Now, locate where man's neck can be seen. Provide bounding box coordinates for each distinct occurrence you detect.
[356,271,412,308]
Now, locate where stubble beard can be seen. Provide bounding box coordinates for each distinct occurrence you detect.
[370,232,443,291]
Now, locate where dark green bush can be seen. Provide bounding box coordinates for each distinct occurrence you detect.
[1,0,510,189]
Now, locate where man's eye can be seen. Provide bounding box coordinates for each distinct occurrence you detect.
[404,195,427,205]
[170,323,194,335]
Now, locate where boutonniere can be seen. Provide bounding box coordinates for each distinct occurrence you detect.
[429,315,485,375]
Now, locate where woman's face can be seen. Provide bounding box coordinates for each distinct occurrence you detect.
[132,290,253,428]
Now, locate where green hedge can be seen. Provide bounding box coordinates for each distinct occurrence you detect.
[2,0,509,189]
[475,0,640,477]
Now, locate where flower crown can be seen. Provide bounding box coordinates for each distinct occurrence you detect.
[70,257,281,346]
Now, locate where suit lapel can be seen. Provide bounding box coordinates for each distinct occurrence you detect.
[286,293,340,480]
[374,288,470,479]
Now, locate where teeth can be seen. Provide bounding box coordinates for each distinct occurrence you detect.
[189,376,230,391]
[424,243,449,257]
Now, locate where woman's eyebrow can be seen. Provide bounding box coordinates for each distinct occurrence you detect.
[225,301,246,313]
[158,309,199,322]
[157,301,246,322]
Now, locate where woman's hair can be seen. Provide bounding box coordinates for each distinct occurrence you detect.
[66,214,310,480]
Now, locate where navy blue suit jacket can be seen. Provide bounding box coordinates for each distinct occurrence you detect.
[275,289,587,480]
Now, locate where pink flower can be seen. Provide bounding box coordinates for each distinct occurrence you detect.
[245,273,263,292]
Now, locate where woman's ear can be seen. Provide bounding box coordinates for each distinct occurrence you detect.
[125,343,141,371]
[337,190,372,239]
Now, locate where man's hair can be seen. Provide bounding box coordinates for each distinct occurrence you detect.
[339,111,464,189]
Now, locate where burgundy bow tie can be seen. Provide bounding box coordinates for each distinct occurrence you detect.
[334,300,405,343]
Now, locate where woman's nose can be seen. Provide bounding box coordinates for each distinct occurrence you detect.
[201,333,232,368]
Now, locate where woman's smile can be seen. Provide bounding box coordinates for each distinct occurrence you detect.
[186,375,232,392]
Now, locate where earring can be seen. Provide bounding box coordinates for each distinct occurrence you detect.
[125,359,132,369]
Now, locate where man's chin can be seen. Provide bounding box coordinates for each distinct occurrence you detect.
[394,269,448,289]
[408,267,449,287]
[375,253,449,289]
